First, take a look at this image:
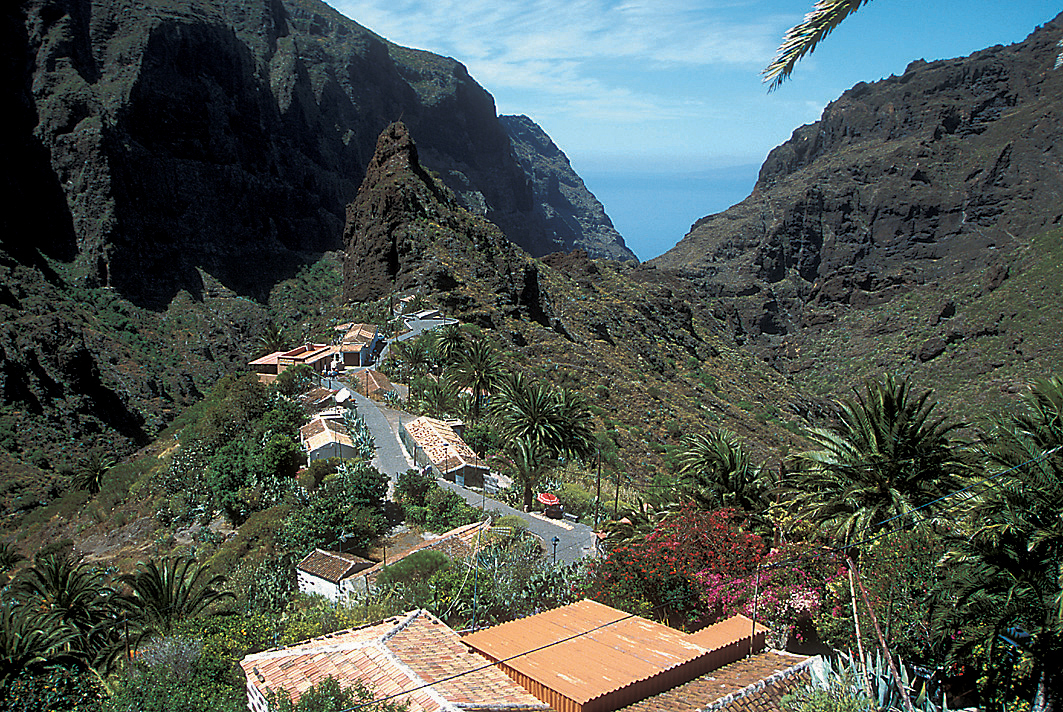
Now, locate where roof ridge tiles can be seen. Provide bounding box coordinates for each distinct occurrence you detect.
[374,610,462,712]
[696,655,817,712]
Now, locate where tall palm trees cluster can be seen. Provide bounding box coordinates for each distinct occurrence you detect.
[0,553,232,692]
[667,375,1063,708]
[388,326,596,508]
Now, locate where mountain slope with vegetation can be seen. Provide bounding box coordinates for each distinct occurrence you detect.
[652,12,1063,410]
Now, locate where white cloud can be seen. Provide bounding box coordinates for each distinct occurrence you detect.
[333,0,787,119]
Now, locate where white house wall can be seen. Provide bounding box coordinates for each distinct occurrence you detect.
[296,569,341,602]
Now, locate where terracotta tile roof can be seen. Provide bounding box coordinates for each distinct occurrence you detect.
[300,417,354,452]
[279,344,336,367]
[240,610,550,712]
[341,323,379,346]
[462,600,768,712]
[297,549,374,584]
[617,652,813,712]
[353,369,395,397]
[249,351,285,366]
[403,417,487,476]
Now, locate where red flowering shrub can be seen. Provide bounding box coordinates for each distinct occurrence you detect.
[697,545,846,647]
[586,506,765,625]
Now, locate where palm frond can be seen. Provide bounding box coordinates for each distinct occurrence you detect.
[763,0,875,91]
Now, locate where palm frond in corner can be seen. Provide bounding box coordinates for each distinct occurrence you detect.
[763,0,875,91]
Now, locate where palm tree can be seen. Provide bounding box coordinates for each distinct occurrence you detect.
[490,437,554,511]
[393,338,432,380]
[0,542,23,571]
[421,380,461,418]
[763,0,874,90]
[552,387,596,461]
[937,378,1063,709]
[491,377,569,458]
[0,605,79,690]
[787,375,969,548]
[435,323,466,367]
[257,322,286,356]
[676,429,767,512]
[15,554,114,641]
[72,449,115,495]
[936,521,1060,712]
[119,557,234,636]
[446,338,504,420]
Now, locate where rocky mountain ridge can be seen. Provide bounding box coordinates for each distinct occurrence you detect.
[5,0,632,310]
[651,13,1063,403]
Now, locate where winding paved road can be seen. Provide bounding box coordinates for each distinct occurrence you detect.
[337,379,598,564]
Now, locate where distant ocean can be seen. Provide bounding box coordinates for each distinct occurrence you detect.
[580,164,759,262]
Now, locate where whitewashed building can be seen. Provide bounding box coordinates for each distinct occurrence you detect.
[294,549,373,602]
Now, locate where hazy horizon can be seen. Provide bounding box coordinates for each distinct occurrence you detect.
[579,163,759,262]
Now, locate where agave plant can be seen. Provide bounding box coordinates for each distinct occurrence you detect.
[343,410,376,461]
[786,650,943,712]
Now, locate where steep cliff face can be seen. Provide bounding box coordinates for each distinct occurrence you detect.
[648,14,1063,408]
[500,115,636,262]
[7,0,627,308]
[652,14,1063,341]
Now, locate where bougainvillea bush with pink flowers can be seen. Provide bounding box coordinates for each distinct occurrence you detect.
[696,545,847,648]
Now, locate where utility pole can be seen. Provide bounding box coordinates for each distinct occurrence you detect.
[595,448,602,529]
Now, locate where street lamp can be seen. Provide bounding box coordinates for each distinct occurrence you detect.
[552,536,560,564]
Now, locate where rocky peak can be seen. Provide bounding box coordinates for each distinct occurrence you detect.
[652,12,1063,349]
[343,122,559,332]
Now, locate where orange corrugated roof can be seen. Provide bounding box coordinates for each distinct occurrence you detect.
[687,615,768,651]
[463,600,765,707]
[240,610,549,712]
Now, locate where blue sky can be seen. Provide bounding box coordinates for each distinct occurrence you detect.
[331,0,1060,258]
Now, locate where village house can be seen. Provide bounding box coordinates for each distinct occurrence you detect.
[463,599,775,712]
[352,368,395,400]
[249,343,336,384]
[299,416,356,463]
[294,549,374,602]
[239,600,815,712]
[337,323,383,368]
[400,416,488,489]
[297,386,354,416]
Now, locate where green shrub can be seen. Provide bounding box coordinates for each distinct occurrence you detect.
[376,550,450,586]
[272,364,317,397]
[425,487,480,532]
[781,688,874,712]
[556,482,593,521]
[491,514,528,536]
[462,421,501,457]
[0,665,102,711]
[396,468,434,507]
[403,504,429,525]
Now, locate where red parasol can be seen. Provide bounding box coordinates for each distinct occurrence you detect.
[536,492,560,506]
